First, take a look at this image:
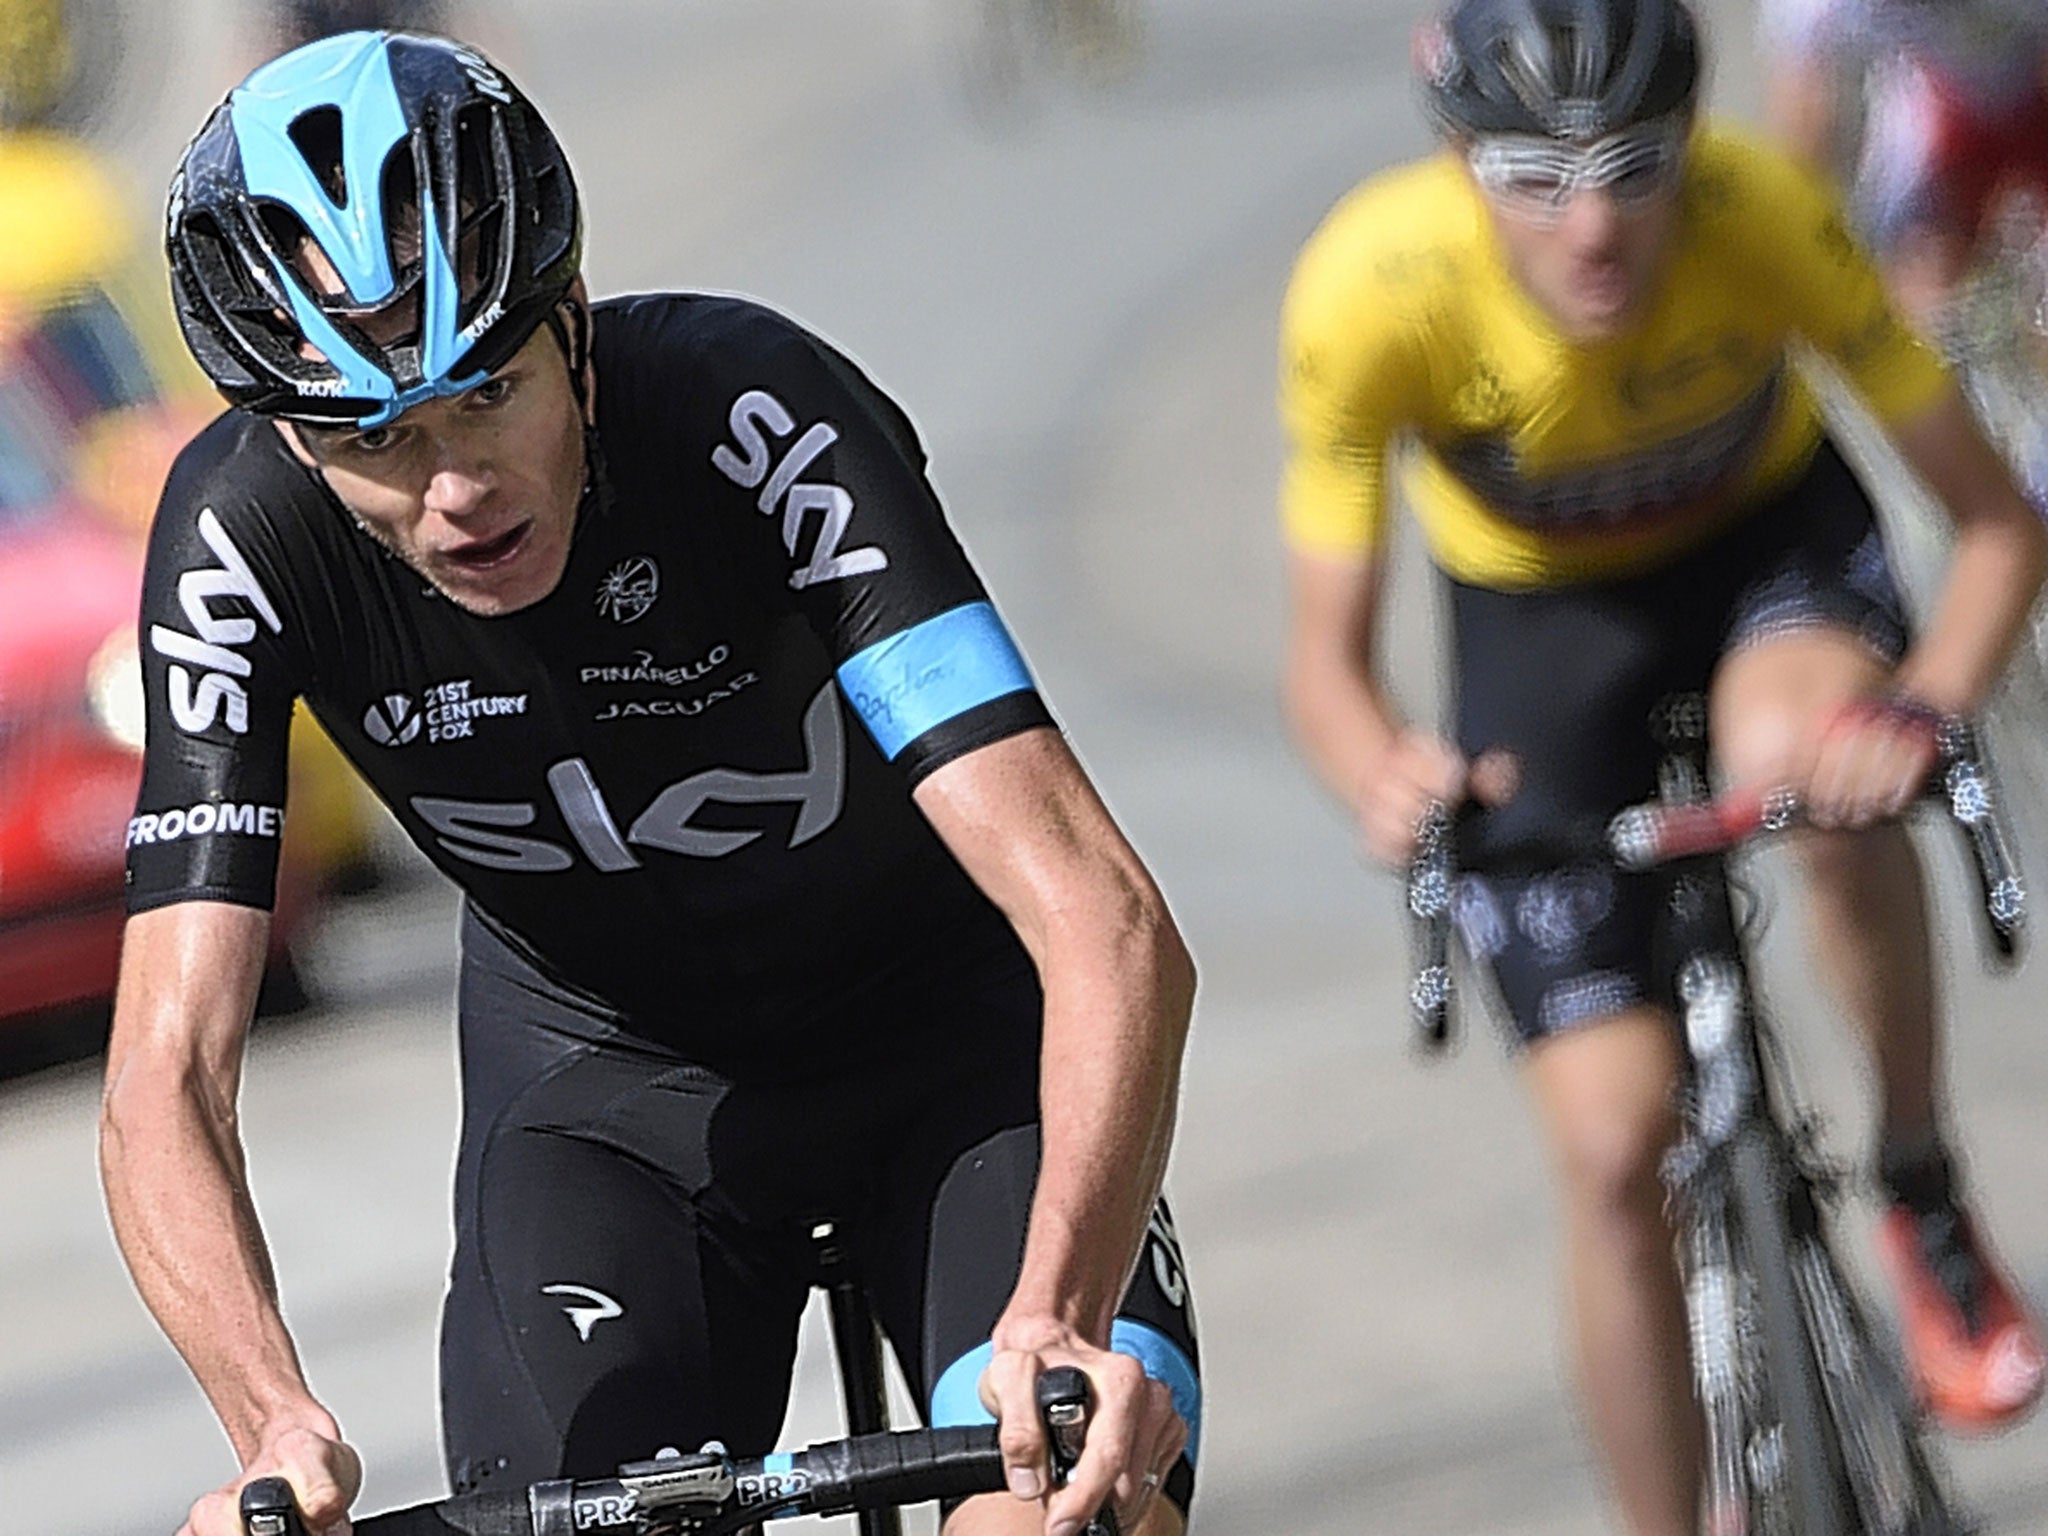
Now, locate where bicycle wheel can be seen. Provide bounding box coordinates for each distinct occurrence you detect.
[1728,1124,1860,1536]
[1793,1232,1976,1535]
[1685,1173,1796,1536]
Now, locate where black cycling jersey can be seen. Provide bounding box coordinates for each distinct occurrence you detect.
[127,294,1055,1061]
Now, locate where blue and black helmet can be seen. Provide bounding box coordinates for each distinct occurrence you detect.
[166,31,581,426]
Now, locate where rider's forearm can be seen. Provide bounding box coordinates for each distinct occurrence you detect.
[1763,59,1846,176]
[102,1065,327,1459]
[997,875,1195,1346]
[1283,546,1411,814]
[101,948,326,1462]
[1887,386,2048,714]
[1283,626,1404,814]
[1897,495,2048,716]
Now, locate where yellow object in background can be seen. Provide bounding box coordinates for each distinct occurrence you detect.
[0,123,388,906]
[0,0,74,126]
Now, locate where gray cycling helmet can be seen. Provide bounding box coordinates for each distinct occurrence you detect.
[166,30,581,426]
[1416,0,1702,140]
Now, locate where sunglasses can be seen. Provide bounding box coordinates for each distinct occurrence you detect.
[1466,123,1688,225]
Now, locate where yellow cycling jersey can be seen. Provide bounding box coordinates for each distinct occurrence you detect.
[1278,123,1953,589]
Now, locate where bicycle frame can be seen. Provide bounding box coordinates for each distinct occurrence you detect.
[809,1217,901,1536]
[1651,720,1867,1534]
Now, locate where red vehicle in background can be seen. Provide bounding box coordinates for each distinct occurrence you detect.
[0,129,374,1026]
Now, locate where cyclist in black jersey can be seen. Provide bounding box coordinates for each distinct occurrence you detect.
[98,31,1197,1536]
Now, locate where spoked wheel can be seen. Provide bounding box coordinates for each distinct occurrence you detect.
[1726,1127,1860,1536]
[1686,1182,1798,1536]
[1793,1234,1977,1535]
[1682,1127,1975,1536]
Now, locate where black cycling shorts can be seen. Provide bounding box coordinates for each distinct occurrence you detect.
[1445,440,1911,1044]
[439,907,1201,1515]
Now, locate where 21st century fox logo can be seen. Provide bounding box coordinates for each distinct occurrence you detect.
[364,679,528,746]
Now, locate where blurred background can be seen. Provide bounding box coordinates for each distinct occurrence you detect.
[0,0,2042,1531]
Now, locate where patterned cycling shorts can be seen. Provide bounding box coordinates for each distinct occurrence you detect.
[1444,440,1908,1044]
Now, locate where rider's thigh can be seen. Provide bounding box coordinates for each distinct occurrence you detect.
[440,1064,810,1493]
[1523,1007,1686,1214]
[1711,625,1898,791]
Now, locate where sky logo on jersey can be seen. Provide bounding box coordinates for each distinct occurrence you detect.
[595,556,660,623]
[149,509,285,737]
[412,682,845,871]
[711,388,889,589]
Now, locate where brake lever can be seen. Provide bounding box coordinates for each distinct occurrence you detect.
[239,1479,310,1536]
[1036,1366,1121,1536]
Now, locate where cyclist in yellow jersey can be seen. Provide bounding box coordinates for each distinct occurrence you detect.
[1280,0,2045,1530]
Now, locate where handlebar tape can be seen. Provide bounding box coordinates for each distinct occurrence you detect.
[1608,788,1768,871]
[352,1491,534,1536]
[784,1425,1004,1516]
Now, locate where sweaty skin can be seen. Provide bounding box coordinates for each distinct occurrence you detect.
[278,298,592,619]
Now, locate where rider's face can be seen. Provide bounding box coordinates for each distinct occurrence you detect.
[279,324,589,617]
[1466,131,1687,342]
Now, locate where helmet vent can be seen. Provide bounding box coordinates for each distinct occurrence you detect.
[287,106,348,206]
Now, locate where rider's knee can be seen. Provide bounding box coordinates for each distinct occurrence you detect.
[1548,1089,1682,1225]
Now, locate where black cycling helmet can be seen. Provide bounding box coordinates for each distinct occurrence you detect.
[166,30,581,426]
[1416,0,1702,140]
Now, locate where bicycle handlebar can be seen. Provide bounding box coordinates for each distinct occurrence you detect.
[1604,744,2024,957]
[242,1368,1118,1536]
[1405,718,2026,1052]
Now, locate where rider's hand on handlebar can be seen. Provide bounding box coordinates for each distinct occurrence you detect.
[981,1322,1185,1534]
[181,1423,362,1536]
[1355,729,1466,867]
[1356,732,1518,867]
[1806,692,1943,830]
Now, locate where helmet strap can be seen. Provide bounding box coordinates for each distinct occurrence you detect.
[544,297,594,417]
[542,296,606,512]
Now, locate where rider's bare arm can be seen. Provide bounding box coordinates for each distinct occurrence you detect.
[1284,548,1403,806]
[1763,53,1847,176]
[100,902,360,1536]
[913,725,1194,1527]
[1887,385,2048,713]
[1284,550,1467,865]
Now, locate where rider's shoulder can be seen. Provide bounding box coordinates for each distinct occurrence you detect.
[594,291,877,399]
[1288,153,1480,332]
[1681,122,1843,232]
[154,409,323,548]
[142,412,320,653]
